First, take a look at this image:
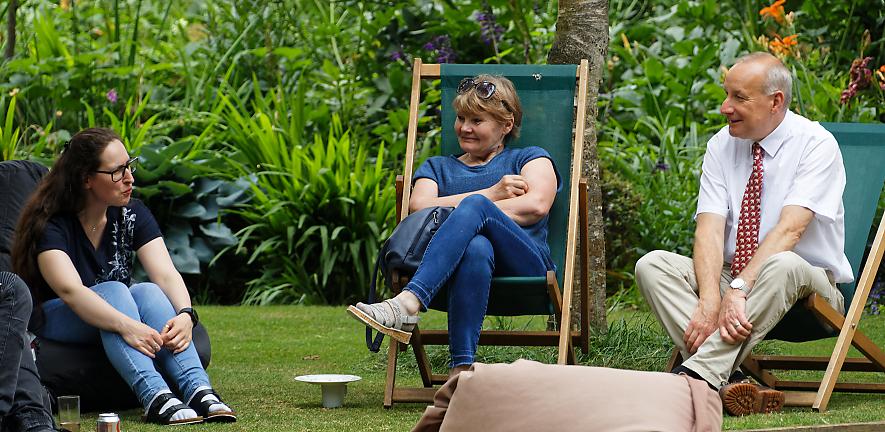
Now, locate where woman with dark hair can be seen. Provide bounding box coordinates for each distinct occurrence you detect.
[12,128,236,425]
[348,75,560,376]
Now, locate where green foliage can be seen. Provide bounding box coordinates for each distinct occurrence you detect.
[217,82,395,304]
[599,168,643,295]
[600,0,731,299]
[0,96,21,161]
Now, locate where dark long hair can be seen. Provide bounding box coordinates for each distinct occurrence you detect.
[12,128,122,319]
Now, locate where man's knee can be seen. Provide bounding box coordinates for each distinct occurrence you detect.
[0,272,33,315]
[759,251,805,277]
[635,250,673,290]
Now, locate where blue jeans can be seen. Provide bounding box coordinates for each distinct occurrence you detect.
[0,272,55,432]
[405,195,551,367]
[38,282,210,409]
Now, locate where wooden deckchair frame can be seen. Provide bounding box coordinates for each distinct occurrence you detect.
[382,59,591,408]
[666,184,885,413]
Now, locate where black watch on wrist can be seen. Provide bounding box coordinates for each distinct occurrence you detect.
[178,307,199,326]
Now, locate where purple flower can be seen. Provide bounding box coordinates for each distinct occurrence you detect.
[106,89,118,104]
[389,50,405,62]
[437,47,456,63]
[868,280,884,315]
[654,161,670,172]
[424,35,456,64]
[840,56,873,105]
[474,10,505,45]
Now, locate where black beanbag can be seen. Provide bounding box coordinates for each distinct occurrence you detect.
[0,160,48,273]
[36,324,211,412]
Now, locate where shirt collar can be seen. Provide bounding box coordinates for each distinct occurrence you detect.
[756,110,793,157]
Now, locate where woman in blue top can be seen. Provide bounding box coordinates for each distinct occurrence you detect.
[12,128,235,425]
[349,75,560,376]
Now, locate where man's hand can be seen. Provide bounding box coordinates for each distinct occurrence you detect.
[719,290,752,344]
[161,313,194,354]
[684,301,719,354]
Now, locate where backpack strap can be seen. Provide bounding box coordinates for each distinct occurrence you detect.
[365,254,386,352]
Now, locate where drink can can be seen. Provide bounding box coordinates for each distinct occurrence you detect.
[96,413,121,432]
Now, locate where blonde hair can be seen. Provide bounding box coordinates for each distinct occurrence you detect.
[452,74,522,143]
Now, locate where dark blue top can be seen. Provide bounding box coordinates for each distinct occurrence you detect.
[414,146,561,259]
[36,199,162,301]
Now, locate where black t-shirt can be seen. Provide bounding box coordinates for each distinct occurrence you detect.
[36,199,162,301]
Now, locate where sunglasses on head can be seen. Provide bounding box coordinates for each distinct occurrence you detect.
[457,77,515,114]
[457,77,497,99]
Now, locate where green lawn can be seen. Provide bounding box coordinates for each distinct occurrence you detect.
[74,306,884,431]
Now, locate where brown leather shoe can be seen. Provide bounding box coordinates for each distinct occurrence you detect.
[719,382,784,416]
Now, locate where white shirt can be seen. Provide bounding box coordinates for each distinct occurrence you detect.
[696,110,854,283]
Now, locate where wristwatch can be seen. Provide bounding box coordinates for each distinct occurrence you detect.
[178,307,199,326]
[730,278,750,295]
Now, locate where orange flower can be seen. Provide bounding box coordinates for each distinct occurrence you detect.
[768,34,798,57]
[877,66,885,91]
[760,0,786,24]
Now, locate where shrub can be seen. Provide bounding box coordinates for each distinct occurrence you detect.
[218,82,395,304]
[599,167,643,295]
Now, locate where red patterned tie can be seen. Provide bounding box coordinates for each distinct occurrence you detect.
[731,142,763,277]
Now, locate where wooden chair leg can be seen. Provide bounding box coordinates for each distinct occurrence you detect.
[740,354,777,388]
[384,340,399,409]
[411,327,434,387]
[815,311,868,412]
[811,210,885,411]
[808,294,885,371]
[547,272,576,365]
[665,348,682,372]
[567,337,577,365]
[578,178,590,355]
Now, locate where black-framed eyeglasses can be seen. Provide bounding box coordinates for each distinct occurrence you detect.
[457,77,497,99]
[95,157,138,182]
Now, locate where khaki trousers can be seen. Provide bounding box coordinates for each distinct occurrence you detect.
[635,250,844,388]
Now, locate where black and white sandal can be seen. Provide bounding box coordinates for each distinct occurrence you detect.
[188,388,237,423]
[143,392,203,425]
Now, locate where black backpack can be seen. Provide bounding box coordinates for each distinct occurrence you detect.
[364,206,453,352]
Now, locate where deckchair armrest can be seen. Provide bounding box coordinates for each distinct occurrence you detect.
[395,175,405,221]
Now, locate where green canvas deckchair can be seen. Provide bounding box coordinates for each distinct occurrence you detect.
[668,122,885,412]
[382,59,592,407]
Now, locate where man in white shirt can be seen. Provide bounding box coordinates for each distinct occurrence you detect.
[635,52,852,416]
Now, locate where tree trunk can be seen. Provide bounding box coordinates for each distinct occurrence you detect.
[547,0,609,334]
[5,0,16,60]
